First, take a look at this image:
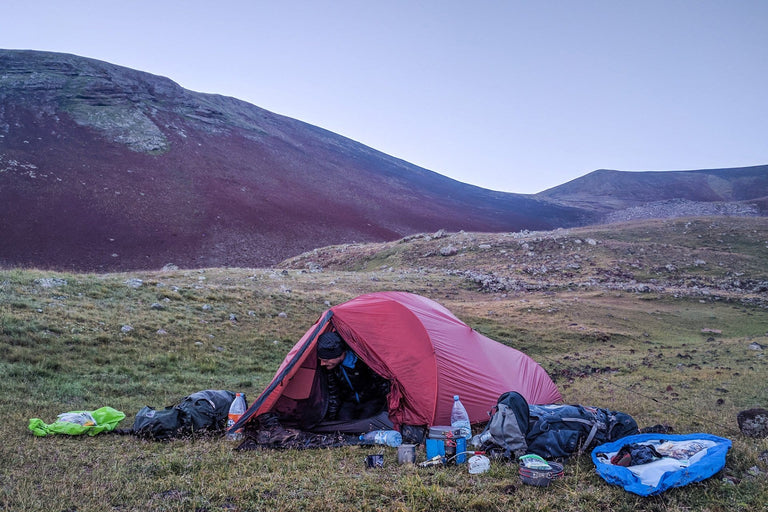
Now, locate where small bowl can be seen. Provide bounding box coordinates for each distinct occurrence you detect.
[519,461,564,487]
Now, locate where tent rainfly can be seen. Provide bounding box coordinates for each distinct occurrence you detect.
[232,291,561,431]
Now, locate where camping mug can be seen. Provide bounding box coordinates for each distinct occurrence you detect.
[365,454,384,468]
[397,444,416,465]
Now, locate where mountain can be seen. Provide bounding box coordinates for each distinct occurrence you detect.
[537,166,768,212]
[0,49,592,271]
[1,49,765,271]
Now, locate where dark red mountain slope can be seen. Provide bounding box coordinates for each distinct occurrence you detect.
[0,50,590,271]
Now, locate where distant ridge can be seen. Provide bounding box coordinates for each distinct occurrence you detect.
[0,49,765,271]
[537,165,768,211]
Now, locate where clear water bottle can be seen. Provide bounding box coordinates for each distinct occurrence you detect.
[451,395,471,440]
[359,429,403,447]
[226,392,246,440]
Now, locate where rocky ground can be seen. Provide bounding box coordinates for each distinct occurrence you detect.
[279,216,768,308]
[603,199,759,223]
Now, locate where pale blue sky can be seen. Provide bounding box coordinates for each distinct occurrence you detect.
[2,1,766,193]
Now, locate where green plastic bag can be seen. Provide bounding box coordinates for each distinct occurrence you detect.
[28,406,126,436]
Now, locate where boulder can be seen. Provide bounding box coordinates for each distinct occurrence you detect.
[737,408,768,438]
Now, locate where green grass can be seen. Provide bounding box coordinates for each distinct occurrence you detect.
[1,258,767,511]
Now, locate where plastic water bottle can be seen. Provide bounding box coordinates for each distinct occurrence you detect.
[451,395,471,440]
[226,392,246,440]
[359,429,403,447]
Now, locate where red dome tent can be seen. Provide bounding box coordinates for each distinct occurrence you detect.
[233,291,561,431]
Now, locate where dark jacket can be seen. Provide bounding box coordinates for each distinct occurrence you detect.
[325,352,390,421]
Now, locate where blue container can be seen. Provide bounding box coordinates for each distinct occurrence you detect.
[426,431,467,464]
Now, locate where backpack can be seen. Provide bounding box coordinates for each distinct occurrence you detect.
[476,391,530,458]
[132,389,237,440]
[478,391,639,460]
[525,403,639,459]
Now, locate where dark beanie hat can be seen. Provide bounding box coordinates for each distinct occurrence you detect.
[317,332,346,359]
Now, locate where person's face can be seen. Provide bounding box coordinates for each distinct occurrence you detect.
[320,351,346,370]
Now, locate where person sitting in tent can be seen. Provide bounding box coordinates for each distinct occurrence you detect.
[316,331,390,423]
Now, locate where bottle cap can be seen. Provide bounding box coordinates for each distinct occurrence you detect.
[454,395,460,400]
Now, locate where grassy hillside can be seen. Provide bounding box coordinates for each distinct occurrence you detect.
[2,217,767,511]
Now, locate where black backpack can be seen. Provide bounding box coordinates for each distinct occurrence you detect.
[525,402,639,459]
[132,390,238,441]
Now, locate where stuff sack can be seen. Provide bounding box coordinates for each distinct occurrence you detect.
[477,391,530,458]
[29,406,126,437]
[526,403,639,459]
[132,390,237,440]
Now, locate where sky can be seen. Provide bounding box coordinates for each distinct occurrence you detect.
[2,1,767,194]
